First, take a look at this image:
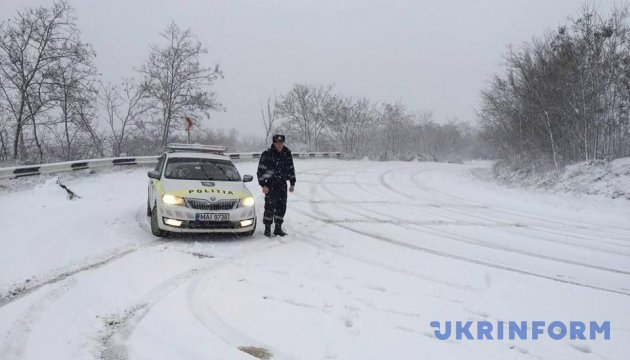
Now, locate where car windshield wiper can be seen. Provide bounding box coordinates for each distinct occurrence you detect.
[206,163,234,181]
[197,162,218,181]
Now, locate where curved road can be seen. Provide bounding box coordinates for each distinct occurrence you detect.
[0,160,628,359]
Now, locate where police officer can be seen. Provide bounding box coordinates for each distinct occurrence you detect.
[257,134,296,237]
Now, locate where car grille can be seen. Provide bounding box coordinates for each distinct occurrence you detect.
[185,198,238,210]
[185,221,240,229]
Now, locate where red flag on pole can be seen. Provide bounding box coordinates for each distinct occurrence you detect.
[185,116,193,131]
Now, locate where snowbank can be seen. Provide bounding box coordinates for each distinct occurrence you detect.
[494,157,630,200]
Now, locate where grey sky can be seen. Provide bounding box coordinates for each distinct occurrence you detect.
[0,0,621,137]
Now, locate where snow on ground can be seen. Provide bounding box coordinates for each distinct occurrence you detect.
[494,157,630,200]
[0,159,629,359]
[554,158,630,199]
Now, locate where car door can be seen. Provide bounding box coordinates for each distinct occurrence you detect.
[149,155,166,205]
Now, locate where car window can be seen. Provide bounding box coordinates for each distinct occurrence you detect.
[155,155,166,175]
[164,158,241,181]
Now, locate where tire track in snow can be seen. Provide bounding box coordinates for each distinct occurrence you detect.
[372,166,630,258]
[98,267,206,360]
[0,205,161,308]
[0,279,77,360]
[406,169,630,248]
[420,165,630,235]
[292,218,479,294]
[292,169,478,293]
[364,166,630,256]
[100,238,293,360]
[350,166,630,254]
[301,167,630,296]
[377,166,630,247]
[0,246,167,360]
[297,205,630,296]
[0,206,162,359]
[321,167,630,275]
[186,275,299,360]
[0,244,156,308]
[407,166,630,240]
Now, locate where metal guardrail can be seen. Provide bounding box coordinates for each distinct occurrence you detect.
[0,152,343,180]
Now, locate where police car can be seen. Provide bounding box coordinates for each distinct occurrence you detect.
[147,144,257,237]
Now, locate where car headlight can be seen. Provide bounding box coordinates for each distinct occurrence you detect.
[162,194,185,206]
[240,196,255,207]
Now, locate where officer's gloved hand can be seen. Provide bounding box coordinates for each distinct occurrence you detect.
[262,186,270,194]
[289,185,295,193]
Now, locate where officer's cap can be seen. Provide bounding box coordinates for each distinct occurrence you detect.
[272,134,285,143]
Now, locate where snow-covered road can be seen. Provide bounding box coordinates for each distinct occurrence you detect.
[0,159,628,360]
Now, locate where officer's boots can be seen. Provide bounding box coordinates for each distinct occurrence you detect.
[264,224,272,237]
[274,224,287,237]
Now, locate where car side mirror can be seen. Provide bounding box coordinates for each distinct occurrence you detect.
[242,174,253,183]
[148,170,161,180]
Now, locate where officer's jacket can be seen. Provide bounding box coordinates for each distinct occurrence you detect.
[257,146,296,187]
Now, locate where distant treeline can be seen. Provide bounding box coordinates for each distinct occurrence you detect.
[262,84,490,161]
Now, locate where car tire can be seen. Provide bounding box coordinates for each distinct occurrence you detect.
[150,205,167,237]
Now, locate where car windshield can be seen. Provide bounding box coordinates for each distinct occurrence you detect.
[164,158,241,181]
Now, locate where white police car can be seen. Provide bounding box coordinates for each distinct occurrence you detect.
[147,144,256,237]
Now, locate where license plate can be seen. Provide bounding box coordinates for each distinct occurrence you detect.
[196,213,229,221]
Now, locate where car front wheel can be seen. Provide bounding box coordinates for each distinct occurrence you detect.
[150,205,167,237]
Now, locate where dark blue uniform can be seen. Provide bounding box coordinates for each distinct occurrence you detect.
[257,145,296,226]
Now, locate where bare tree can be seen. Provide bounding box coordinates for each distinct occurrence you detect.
[276,83,332,151]
[23,69,53,162]
[0,1,85,161]
[100,79,149,156]
[47,33,101,160]
[140,21,223,148]
[0,108,7,161]
[377,101,414,160]
[326,95,376,157]
[261,96,277,143]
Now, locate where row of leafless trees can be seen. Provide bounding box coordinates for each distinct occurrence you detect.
[479,6,630,172]
[0,1,222,164]
[263,83,488,161]
[0,1,486,165]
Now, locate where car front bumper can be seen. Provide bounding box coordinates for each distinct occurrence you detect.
[157,204,256,233]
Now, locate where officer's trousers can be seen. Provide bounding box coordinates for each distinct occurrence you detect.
[263,182,287,225]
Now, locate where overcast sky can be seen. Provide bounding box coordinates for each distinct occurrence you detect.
[0,0,622,137]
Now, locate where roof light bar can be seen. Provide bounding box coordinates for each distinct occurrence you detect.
[166,143,227,155]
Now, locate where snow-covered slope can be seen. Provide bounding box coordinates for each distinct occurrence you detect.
[0,160,628,359]
[554,158,630,199]
[494,157,630,200]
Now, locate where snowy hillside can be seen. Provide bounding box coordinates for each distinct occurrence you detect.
[0,159,629,360]
[494,157,630,200]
